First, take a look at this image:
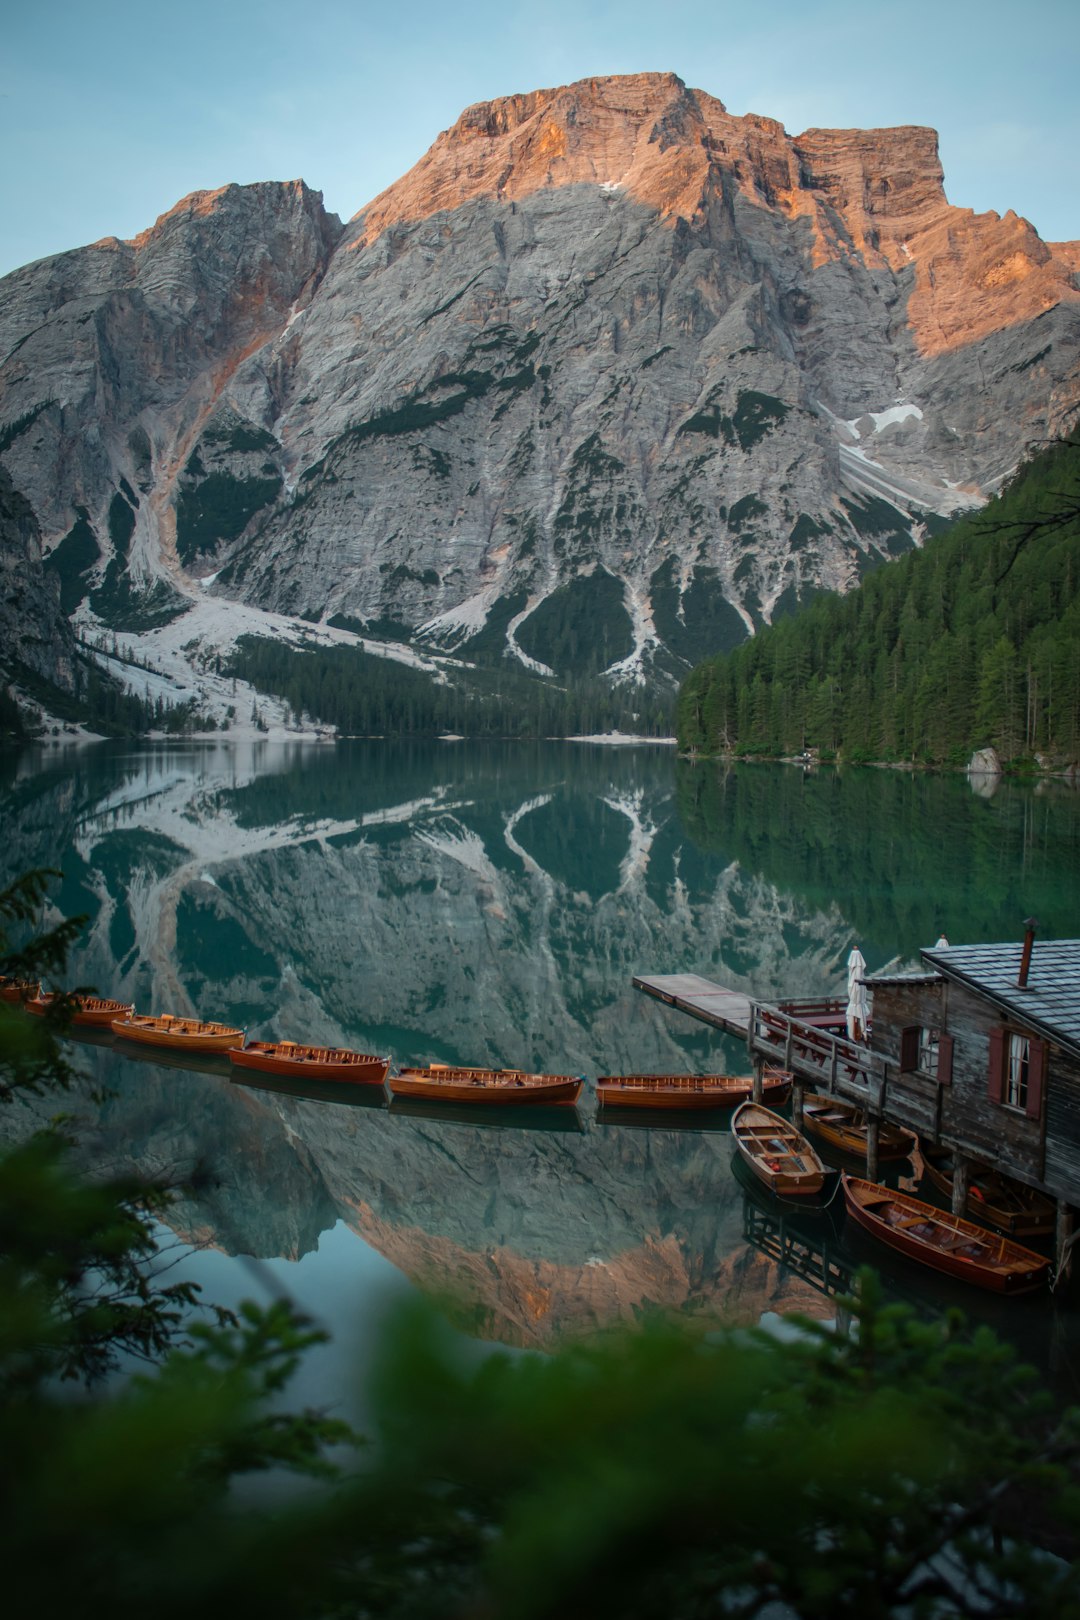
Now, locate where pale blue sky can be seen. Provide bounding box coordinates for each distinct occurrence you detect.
[2,0,1077,278]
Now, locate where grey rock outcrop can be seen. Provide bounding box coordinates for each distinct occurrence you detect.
[967,746,1003,776]
[1,73,1078,690]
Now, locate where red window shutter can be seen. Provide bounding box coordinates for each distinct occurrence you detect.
[988,1027,1005,1102]
[899,1026,919,1072]
[937,1034,954,1086]
[1026,1038,1046,1119]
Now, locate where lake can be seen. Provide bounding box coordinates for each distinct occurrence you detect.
[3,739,1080,1404]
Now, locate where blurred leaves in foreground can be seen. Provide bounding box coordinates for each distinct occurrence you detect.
[4,868,1080,1618]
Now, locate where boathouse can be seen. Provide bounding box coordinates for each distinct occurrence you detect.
[863,928,1080,1223]
[636,926,1080,1265]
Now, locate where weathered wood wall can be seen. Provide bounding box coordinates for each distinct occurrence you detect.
[870,978,1066,1192]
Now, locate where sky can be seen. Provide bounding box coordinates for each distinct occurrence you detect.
[2,0,1078,279]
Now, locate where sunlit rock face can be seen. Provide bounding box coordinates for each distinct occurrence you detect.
[1,73,1077,687]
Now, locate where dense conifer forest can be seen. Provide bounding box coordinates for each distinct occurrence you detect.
[224,636,674,738]
[676,434,1080,765]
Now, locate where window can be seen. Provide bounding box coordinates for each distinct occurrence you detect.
[1006,1033,1030,1110]
[918,1027,940,1080]
[988,1027,1046,1119]
[899,1025,953,1082]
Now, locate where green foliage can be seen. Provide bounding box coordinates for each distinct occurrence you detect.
[550,434,639,562]
[729,493,768,530]
[302,341,538,490]
[108,490,137,558]
[514,570,635,677]
[225,633,673,738]
[672,759,1080,949]
[343,1278,1080,1619]
[5,652,208,739]
[1,871,357,1613]
[44,510,101,614]
[679,390,791,450]
[4,872,1080,1615]
[175,471,283,564]
[677,433,1080,762]
[88,564,190,631]
[650,558,749,666]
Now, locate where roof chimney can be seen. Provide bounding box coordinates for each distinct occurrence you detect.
[1017,917,1038,989]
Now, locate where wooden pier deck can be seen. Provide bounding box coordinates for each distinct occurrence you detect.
[632,973,753,1038]
[633,971,883,1115]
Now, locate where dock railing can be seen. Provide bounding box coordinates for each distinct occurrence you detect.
[750,1002,947,1141]
[748,1003,885,1109]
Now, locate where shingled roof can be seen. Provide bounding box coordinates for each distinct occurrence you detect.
[921,940,1080,1061]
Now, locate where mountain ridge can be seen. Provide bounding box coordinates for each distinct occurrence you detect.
[1,71,1078,722]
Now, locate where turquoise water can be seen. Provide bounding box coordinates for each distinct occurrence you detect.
[3,740,1080,1392]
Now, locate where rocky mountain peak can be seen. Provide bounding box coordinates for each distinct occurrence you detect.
[349,71,711,247]
[1,73,1078,720]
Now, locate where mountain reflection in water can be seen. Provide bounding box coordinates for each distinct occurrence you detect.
[3,741,1080,1381]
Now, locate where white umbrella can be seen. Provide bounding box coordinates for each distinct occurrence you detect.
[846,946,867,992]
[846,946,869,1042]
[846,979,870,1043]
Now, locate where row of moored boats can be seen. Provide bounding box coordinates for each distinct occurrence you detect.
[3,980,1055,1296]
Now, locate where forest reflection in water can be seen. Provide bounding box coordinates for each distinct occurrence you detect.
[2,739,1080,1388]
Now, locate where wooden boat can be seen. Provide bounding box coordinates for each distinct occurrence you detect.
[919,1140,1055,1238]
[731,1102,830,1196]
[110,1012,245,1052]
[388,1064,583,1107]
[596,1069,792,1111]
[0,976,40,1005]
[231,1040,389,1086]
[842,1175,1050,1294]
[800,1092,914,1159]
[24,991,134,1028]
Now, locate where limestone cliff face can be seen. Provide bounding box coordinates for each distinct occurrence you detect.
[1,73,1077,689]
[0,464,77,701]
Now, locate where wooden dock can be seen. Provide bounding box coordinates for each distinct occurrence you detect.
[632,974,753,1038]
[634,972,879,1103]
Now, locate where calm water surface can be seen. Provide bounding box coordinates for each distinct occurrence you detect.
[3,740,1080,1402]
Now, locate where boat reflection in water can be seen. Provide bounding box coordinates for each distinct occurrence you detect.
[109,1039,236,1079]
[387,1095,585,1133]
[231,1070,389,1110]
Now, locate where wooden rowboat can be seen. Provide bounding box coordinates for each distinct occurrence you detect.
[0,976,40,1005]
[110,1012,245,1052]
[25,992,134,1027]
[842,1175,1050,1294]
[731,1102,830,1196]
[596,1069,792,1111]
[800,1092,914,1159]
[231,1040,389,1086]
[389,1064,583,1107]
[919,1140,1055,1238]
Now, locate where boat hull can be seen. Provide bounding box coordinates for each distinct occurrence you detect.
[731,1102,829,1196]
[389,1067,582,1106]
[801,1093,913,1159]
[111,1014,245,1052]
[26,994,133,1028]
[919,1145,1055,1238]
[597,1073,791,1111]
[842,1175,1050,1294]
[0,978,39,1005]
[231,1043,389,1085]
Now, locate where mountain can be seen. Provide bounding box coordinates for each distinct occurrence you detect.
[1,72,1078,708]
[675,432,1080,764]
